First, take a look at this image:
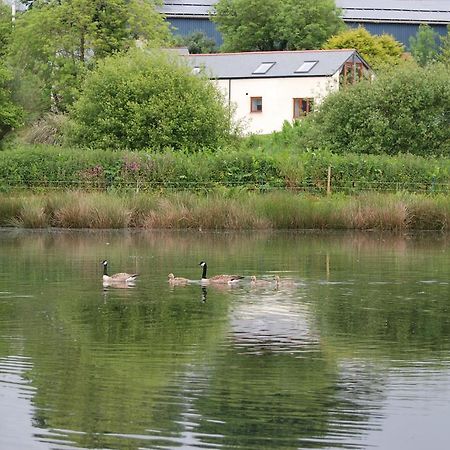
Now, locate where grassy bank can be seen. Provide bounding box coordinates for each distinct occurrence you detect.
[0,191,448,231]
[0,145,449,193]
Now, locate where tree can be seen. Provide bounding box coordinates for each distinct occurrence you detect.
[304,63,450,156]
[0,64,23,140]
[68,49,233,151]
[409,24,439,66]
[213,0,344,52]
[0,2,22,140]
[213,0,282,52]
[8,0,171,114]
[0,0,12,58]
[438,25,450,65]
[323,27,404,70]
[279,0,344,50]
[176,31,217,54]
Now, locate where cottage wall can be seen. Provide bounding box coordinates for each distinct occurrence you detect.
[215,74,340,134]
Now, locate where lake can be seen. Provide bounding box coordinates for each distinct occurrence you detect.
[0,229,449,450]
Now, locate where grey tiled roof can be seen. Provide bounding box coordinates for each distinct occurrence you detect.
[185,50,365,79]
[161,0,450,23]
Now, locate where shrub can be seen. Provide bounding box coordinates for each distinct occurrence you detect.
[68,49,233,151]
[21,113,68,145]
[323,27,404,70]
[0,145,448,193]
[307,63,450,156]
[0,64,23,141]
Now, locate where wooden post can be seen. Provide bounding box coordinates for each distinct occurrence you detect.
[327,166,332,195]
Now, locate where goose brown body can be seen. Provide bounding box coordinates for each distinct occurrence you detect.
[102,260,138,283]
[168,273,190,285]
[199,261,244,284]
[274,275,296,287]
[250,276,275,287]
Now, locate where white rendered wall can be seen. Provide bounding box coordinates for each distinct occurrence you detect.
[215,74,340,134]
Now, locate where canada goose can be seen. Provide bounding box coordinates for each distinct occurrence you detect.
[168,273,190,285]
[199,261,244,284]
[274,275,296,288]
[102,260,138,283]
[250,275,275,287]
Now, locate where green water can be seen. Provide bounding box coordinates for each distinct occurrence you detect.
[0,229,449,450]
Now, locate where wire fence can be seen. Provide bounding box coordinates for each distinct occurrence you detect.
[1,178,448,194]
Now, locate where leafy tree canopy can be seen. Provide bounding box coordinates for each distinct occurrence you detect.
[0,2,22,140]
[278,0,345,50]
[213,0,344,52]
[0,64,23,140]
[323,27,404,70]
[0,1,12,58]
[175,31,217,54]
[437,25,450,66]
[68,49,234,151]
[409,24,440,66]
[8,0,171,114]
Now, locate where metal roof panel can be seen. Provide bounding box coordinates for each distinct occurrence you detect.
[161,0,450,23]
[161,1,216,16]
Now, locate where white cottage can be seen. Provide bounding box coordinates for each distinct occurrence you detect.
[186,50,371,134]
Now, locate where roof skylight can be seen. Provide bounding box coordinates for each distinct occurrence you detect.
[253,62,275,74]
[295,61,318,73]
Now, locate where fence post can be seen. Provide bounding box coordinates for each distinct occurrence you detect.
[327,166,332,195]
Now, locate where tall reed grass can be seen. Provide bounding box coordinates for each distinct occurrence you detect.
[0,191,448,231]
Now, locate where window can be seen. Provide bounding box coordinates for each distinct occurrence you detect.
[251,97,263,112]
[293,98,314,118]
[295,61,318,73]
[253,62,275,74]
[341,61,365,86]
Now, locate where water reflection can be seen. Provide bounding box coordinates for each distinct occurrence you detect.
[103,280,137,289]
[0,230,449,449]
[0,356,51,450]
[201,286,207,303]
[230,289,319,355]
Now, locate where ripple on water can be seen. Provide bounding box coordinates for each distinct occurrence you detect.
[229,291,320,355]
[0,355,55,450]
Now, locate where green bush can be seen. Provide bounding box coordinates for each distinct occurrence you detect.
[0,145,448,194]
[323,27,404,70]
[68,49,233,151]
[20,113,68,145]
[302,63,450,156]
[0,64,23,141]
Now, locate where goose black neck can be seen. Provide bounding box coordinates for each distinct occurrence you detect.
[201,264,207,279]
[103,264,108,276]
